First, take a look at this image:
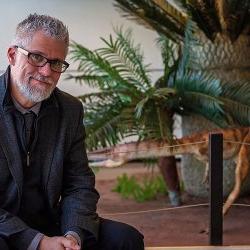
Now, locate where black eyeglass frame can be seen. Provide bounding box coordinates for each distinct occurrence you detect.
[14,46,69,73]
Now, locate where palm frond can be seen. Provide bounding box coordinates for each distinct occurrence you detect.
[152,0,187,26]
[220,98,250,126]
[189,0,250,41]
[156,35,181,86]
[70,29,151,96]
[97,27,151,91]
[69,42,120,88]
[114,0,187,43]
[84,99,131,149]
[114,0,250,42]
[78,90,120,107]
[134,86,177,141]
[173,70,228,126]
[219,81,250,125]
[184,0,221,41]
[66,74,112,89]
[179,20,202,72]
[215,0,250,40]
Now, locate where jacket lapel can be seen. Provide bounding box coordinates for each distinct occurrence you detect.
[0,69,23,200]
[0,113,23,192]
[38,94,60,198]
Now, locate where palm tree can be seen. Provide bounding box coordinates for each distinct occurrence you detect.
[68,28,250,204]
[113,0,250,197]
[114,0,250,80]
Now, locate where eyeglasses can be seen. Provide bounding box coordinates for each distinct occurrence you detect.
[15,46,69,73]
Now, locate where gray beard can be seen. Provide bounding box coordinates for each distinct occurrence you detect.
[15,80,54,103]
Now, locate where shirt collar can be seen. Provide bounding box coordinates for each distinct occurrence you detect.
[12,96,41,115]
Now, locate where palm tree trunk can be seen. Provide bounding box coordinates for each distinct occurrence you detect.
[188,32,250,82]
[182,31,250,197]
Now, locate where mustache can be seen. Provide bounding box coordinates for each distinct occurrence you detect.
[29,75,55,85]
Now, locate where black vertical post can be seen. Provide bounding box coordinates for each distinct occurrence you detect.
[209,132,223,245]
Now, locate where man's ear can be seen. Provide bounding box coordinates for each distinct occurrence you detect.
[7,47,17,65]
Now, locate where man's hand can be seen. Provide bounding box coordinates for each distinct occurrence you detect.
[39,235,80,250]
[65,234,81,250]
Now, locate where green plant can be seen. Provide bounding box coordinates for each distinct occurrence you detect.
[113,174,140,199]
[113,173,168,202]
[69,27,250,151]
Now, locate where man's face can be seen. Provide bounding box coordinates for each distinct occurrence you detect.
[8,31,68,104]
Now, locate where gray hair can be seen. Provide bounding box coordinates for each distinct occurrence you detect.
[12,13,69,51]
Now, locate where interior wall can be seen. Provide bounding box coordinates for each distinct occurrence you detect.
[0,0,162,95]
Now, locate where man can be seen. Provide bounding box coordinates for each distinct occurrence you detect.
[0,13,144,250]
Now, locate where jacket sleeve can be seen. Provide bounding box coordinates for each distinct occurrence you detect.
[0,208,40,250]
[60,104,100,242]
[0,208,28,236]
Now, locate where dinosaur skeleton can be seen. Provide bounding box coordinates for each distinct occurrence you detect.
[88,127,250,215]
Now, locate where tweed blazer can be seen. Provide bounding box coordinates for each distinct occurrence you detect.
[0,67,100,245]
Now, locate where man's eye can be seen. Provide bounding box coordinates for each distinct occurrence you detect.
[52,61,62,67]
[29,53,44,64]
[52,60,63,69]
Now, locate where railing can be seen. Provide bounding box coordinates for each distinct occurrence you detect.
[209,133,223,245]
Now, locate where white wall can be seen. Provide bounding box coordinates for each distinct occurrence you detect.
[0,0,162,96]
